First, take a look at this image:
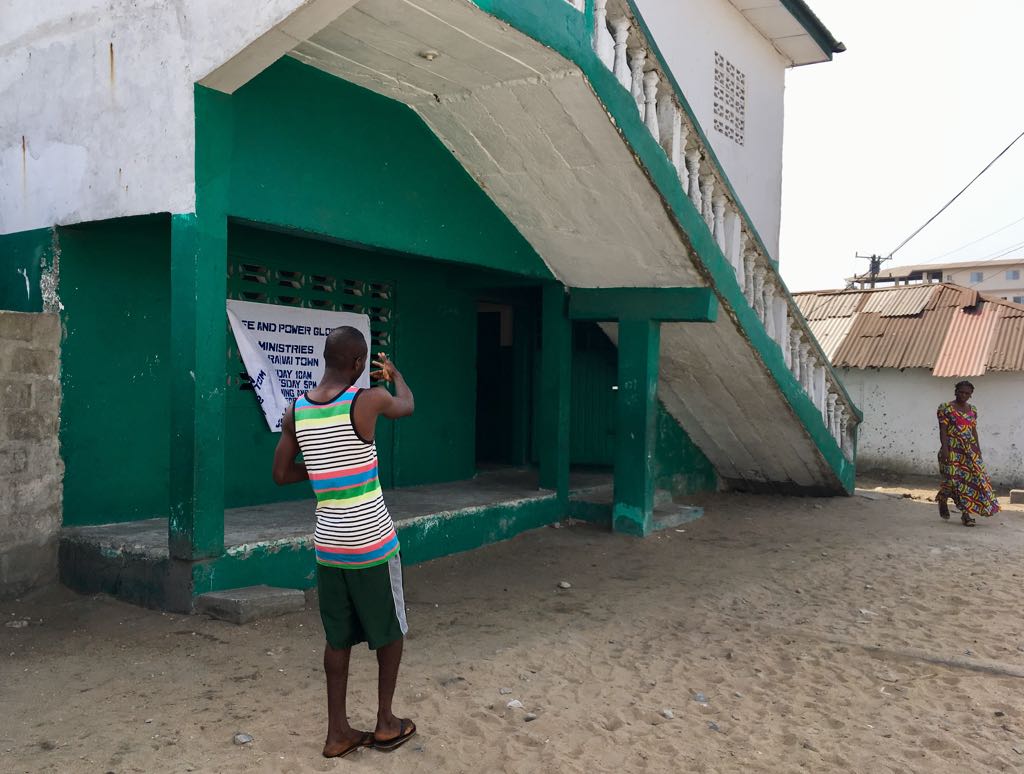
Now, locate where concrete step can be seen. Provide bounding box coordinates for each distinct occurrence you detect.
[1010,489,1023,505]
[651,503,704,532]
[194,585,305,624]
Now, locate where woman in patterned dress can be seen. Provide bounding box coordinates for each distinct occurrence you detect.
[936,380,1000,526]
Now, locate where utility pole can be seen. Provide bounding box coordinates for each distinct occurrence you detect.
[855,253,890,288]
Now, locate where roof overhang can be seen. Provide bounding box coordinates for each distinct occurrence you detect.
[727,0,845,66]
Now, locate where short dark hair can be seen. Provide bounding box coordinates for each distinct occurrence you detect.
[324,326,367,370]
[954,380,974,391]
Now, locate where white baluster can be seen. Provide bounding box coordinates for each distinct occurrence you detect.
[763,282,777,342]
[685,149,702,212]
[628,49,646,117]
[712,195,727,252]
[827,393,839,441]
[743,251,756,306]
[700,174,715,229]
[780,304,791,368]
[724,210,742,281]
[594,0,614,70]
[814,363,827,416]
[735,230,749,290]
[642,71,660,141]
[752,266,766,321]
[789,329,802,380]
[657,98,682,175]
[611,17,631,89]
[839,412,851,459]
[677,124,691,193]
[799,342,814,395]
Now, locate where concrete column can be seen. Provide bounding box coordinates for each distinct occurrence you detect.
[168,86,230,561]
[538,283,571,502]
[613,318,660,537]
[169,213,227,560]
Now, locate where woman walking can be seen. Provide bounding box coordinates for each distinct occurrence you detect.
[937,380,1000,526]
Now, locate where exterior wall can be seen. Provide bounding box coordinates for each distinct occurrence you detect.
[839,368,1024,488]
[59,216,171,525]
[0,311,63,597]
[0,0,311,234]
[0,228,58,312]
[633,0,788,260]
[941,264,1024,302]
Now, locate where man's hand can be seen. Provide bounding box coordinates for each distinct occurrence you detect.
[371,352,399,383]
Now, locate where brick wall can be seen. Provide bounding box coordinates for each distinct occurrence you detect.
[0,311,62,598]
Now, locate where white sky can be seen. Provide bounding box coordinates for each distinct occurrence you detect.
[779,0,1024,291]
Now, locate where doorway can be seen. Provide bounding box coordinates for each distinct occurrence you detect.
[475,302,529,467]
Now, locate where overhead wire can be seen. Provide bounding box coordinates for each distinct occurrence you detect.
[886,126,1024,259]
[920,213,1024,264]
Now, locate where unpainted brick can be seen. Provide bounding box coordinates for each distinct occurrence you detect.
[0,380,31,409]
[30,313,61,346]
[11,347,57,377]
[31,379,60,411]
[5,410,57,442]
[0,313,35,342]
[0,448,28,476]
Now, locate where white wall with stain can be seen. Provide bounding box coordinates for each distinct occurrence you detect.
[0,0,314,234]
[840,367,1024,488]
[633,0,788,261]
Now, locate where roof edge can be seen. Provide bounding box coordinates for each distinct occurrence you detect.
[780,0,846,59]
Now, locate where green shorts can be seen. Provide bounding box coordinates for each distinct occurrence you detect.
[317,554,408,650]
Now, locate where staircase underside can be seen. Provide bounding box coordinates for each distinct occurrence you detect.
[282,0,844,492]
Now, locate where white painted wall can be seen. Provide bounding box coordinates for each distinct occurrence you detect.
[0,0,310,234]
[633,0,788,261]
[839,368,1024,488]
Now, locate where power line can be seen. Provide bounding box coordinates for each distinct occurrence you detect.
[920,213,1024,264]
[886,127,1024,259]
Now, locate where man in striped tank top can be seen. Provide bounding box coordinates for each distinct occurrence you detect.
[273,326,416,758]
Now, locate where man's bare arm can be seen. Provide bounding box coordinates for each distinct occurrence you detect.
[272,404,309,485]
[370,353,414,419]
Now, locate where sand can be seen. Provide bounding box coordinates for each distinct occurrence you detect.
[3,484,1024,773]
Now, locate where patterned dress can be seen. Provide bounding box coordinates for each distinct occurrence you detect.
[937,402,1000,517]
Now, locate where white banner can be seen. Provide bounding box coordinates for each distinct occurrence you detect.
[226,300,371,432]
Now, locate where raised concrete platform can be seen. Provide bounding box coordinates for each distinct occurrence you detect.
[1011,490,1024,505]
[60,468,611,612]
[194,585,306,624]
[568,484,703,532]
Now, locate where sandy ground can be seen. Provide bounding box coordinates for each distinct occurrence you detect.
[3,484,1024,773]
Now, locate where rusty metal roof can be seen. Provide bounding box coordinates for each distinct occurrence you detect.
[792,283,1024,374]
[933,303,1001,377]
[806,316,857,361]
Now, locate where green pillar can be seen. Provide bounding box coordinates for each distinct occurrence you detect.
[613,318,661,536]
[538,283,571,501]
[168,213,227,559]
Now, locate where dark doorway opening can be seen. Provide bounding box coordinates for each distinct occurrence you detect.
[475,301,530,467]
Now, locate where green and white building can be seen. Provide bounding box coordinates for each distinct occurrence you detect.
[0,0,860,609]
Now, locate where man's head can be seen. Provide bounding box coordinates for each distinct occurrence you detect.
[324,326,367,379]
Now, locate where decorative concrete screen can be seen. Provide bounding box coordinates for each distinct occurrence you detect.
[713,51,746,147]
[226,254,395,395]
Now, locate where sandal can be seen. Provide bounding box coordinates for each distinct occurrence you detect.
[373,719,416,752]
[323,731,374,759]
[961,514,976,527]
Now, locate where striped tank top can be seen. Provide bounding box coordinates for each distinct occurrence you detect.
[294,386,399,569]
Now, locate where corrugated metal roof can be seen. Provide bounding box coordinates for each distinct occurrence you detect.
[988,316,1024,370]
[792,283,1024,374]
[933,304,1001,377]
[860,283,936,317]
[806,316,856,361]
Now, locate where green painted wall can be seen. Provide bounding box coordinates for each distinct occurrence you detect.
[566,322,716,493]
[0,228,53,312]
[59,216,171,525]
[222,57,552,280]
[225,225,525,509]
